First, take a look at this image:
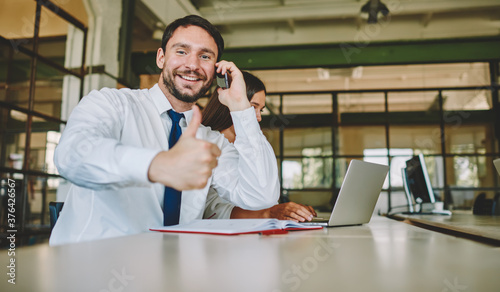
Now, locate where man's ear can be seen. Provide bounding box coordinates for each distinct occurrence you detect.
[156,47,165,69]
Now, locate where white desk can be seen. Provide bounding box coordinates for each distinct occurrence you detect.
[390,212,500,245]
[2,216,500,292]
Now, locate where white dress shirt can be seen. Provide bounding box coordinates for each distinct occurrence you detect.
[50,84,279,245]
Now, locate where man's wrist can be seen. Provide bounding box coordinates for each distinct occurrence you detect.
[147,150,174,185]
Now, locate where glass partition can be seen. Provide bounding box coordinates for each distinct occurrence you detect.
[264,94,280,116]
[0,1,86,239]
[338,126,386,156]
[339,92,385,113]
[3,50,32,109]
[0,42,8,101]
[389,125,442,155]
[34,60,67,118]
[262,127,280,156]
[1,108,27,169]
[442,89,492,111]
[261,62,499,211]
[282,94,332,114]
[283,127,332,156]
[282,157,333,189]
[388,91,439,112]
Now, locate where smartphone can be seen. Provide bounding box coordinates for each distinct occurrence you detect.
[216,72,229,89]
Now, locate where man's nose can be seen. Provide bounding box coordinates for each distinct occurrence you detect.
[185,54,200,70]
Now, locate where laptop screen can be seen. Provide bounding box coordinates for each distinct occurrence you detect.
[494,159,500,177]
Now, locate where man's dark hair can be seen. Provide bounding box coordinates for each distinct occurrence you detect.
[161,15,224,61]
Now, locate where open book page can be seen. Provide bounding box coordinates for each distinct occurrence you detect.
[150,219,322,235]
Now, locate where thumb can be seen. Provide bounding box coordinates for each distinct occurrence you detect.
[182,105,201,138]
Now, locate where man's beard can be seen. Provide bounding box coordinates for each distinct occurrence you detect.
[162,69,212,103]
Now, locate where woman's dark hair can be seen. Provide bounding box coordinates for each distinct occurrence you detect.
[202,71,266,131]
[161,15,224,61]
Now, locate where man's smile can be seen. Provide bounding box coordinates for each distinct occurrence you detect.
[178,75,200,81]
[175,71,206,84]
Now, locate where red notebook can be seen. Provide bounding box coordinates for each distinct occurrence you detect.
[150,219,322,235]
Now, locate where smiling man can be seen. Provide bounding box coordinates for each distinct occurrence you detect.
[50,15,279,245]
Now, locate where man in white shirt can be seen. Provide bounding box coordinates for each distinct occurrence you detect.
[50,15,279,245]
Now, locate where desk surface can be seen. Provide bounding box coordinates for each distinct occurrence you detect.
[390,212,500,245]
[2,216,500,292]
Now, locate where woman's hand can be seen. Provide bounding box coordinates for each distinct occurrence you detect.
[230,202,317,222]
[267,202,317,222]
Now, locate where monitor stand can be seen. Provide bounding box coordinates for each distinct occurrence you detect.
[403,210,452,216]
[402,202,451,216]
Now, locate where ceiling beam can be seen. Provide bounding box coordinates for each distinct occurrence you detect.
[421,12,433,28]
[223,38,500,70]
[135,0,164,32]
[198,0,500,25]
[287,19,295,34]
[131,37,500,74]
[175,0,200,15]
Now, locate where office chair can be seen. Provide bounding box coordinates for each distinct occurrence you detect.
[49,202,64,230]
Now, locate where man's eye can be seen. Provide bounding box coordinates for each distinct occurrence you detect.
[200,55,211,60]
[177,50,187,55]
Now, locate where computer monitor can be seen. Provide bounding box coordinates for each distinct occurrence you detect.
[404,153,436,205]
[400,154,451,215]
[401,168,415,212]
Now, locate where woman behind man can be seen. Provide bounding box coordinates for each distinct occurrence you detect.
[202,71,316,222]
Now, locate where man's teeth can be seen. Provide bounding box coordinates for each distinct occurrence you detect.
[180,75,198,81]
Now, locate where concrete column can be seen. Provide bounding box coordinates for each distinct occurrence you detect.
[61,25,84,122]
[60,0,123,120]
[82,0,123,95]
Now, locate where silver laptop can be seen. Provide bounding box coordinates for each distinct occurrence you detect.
[494,159,500,177]
[302,160,389,227]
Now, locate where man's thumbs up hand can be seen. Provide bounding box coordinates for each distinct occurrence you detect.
[148,106,221,190]
[180,105,202,139]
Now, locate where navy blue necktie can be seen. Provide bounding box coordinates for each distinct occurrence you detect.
[163,110,185,226]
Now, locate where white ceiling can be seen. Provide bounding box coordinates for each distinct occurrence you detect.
[2,0,499,50]
[160,0,500,48]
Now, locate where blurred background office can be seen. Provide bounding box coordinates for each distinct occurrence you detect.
[1,0,499,246]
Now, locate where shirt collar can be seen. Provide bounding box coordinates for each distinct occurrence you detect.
[149,83,193,125]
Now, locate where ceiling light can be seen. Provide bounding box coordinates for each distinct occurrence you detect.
[152,22,165,41]
[360,0,389,24]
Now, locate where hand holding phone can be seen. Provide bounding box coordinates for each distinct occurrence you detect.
[216,72,229,89]
[215,61,250,112]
